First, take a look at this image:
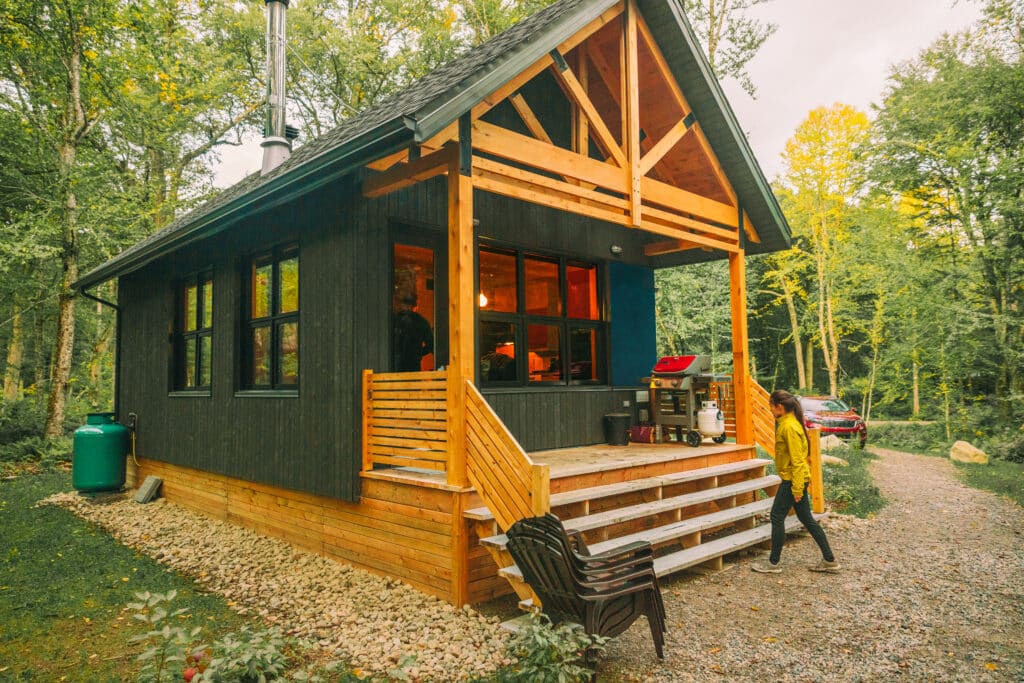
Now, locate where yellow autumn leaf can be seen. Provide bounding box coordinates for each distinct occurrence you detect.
[985,663,998,671]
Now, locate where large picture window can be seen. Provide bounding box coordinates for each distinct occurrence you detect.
[174,271,213,391]
[243,244,299,389]
[478,246,605,386]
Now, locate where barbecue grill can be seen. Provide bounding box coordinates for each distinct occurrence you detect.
[646,355,728,447]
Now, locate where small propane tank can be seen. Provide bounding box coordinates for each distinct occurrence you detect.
[697,400,725,436]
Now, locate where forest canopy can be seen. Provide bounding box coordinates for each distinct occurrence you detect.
[1,0,1020,461]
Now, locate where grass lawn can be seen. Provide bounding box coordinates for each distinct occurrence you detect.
[760,445,886,518]
[0,470,247,682]
[820,446,886,518]
[953,458,1024,509]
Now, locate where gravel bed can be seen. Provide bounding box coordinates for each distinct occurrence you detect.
[40,492,511,681]
[600,447,1024,681]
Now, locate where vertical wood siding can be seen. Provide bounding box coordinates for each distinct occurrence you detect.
[118,151,657,500]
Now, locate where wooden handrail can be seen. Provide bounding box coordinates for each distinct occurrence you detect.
[750,381,776,457]
[465,380,550,530]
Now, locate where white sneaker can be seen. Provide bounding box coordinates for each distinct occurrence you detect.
[751,562,782,574]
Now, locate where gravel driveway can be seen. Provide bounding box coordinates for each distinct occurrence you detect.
[600,447,1024,682]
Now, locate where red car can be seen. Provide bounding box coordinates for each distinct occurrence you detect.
[798,396,867,448]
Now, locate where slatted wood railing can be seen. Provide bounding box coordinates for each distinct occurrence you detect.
[750,381,776,456]
[465,380,550,530]
[362,369,449,472]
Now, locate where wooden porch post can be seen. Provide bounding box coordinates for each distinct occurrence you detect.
[729,249,755,445]
[808,427,825,513]
[446,116,474,489]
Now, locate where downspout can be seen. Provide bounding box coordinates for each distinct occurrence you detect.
[80,285,121,421]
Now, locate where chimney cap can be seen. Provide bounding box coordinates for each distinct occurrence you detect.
[285,125,300,142]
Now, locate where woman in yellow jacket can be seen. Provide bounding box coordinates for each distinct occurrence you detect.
[752,390,840,574]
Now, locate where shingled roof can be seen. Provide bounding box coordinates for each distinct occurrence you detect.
[76,0,789,290]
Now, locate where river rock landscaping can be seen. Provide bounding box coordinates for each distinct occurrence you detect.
[39,490,512,681]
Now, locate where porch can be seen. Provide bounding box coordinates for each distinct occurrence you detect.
[360,367,825,606]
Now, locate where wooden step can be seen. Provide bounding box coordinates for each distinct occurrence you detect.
[585,498,774,555]
[481,496,773,553]
[465,458,772,522]
[499,513,826,582]
[556,475,779,534]
[652,514,825,576]
[482,475,778,549]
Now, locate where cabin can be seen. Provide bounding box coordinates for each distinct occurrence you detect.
[75,0,818,608]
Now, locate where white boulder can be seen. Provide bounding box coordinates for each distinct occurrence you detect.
[949,440,989,465]
[822,454,849,467]
[820,434,851,451]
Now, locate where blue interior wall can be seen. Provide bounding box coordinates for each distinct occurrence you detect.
[609,261,657,386]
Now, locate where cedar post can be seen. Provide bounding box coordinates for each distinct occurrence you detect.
[361,369,373,472]
[729,249,754,445]
[624,0,641,226]
[446,115,474,489]
[808,427,825,513]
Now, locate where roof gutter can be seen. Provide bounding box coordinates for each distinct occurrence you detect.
[74,117,417,291]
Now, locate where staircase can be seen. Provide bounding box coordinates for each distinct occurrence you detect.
[466,447,826,607]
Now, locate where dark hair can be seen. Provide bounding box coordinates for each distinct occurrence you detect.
[769,389,810,449]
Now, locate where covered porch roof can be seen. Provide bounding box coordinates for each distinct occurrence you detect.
[75,0,790,292]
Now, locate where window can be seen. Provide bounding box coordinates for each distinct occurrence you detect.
[174,271,213,391]
[243,244,299,389]
[478,247,605,386]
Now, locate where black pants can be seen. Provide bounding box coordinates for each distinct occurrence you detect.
[769,480,834,564]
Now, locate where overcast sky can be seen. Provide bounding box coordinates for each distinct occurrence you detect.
[211,0,983,188]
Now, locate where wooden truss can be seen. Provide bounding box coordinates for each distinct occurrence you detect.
[364,0,759,256]
[361,0,757,472]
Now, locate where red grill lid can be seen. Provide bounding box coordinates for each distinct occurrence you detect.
[652,355,710,376]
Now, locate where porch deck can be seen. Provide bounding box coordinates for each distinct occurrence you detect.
[532,441,752,480]
[361,440,754,490]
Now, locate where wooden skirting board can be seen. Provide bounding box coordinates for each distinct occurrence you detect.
[125,457,508,606]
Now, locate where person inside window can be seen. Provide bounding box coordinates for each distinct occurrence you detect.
[393,294,434,372]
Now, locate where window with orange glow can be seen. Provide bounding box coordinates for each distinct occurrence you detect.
[567,264,599,320]
[478,248,517,313]
[477,245,606,386]
[524,256,561,316]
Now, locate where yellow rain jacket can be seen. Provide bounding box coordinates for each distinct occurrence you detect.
[774,412,810,496]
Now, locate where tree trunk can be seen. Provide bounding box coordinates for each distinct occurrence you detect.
[865,344,879,422]
[781,282,806,389]
[3,303,24,401]
[805,342,814,393]
[911,351,920,417]
[44,168,79,438]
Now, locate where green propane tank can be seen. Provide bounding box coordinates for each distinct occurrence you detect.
[72,413,129,493]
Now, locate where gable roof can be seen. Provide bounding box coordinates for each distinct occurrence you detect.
[75,0,790,291]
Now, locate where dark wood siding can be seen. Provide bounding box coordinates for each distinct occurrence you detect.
[118,151,657,499]
[118,175,448,502]
[483,388,638,452]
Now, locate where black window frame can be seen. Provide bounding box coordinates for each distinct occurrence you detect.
[241,243,299,391]
[477,245,607,388]
[172,269,214,393]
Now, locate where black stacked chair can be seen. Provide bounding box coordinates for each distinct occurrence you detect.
[505,513,666,662]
